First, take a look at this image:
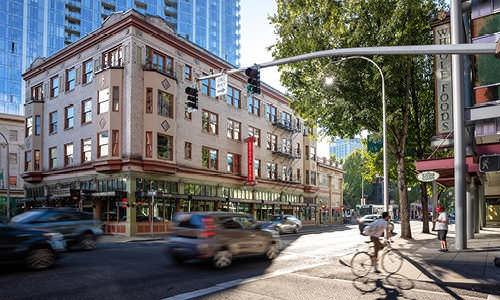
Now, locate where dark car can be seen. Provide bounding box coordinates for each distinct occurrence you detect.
[166,212,280,269]
[358,214,394,235]
[9,208,103,250]
[0,223,66,270]
[263,214,302,234]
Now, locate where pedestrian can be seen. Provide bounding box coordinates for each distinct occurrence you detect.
[364,211,392,273]
[434,206,448,252]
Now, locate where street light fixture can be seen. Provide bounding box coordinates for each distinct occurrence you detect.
[0,131,10,219]
[332,56,388,212]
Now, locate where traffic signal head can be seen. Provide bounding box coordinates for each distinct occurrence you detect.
[185,87,199,111]
[245,66,261,94]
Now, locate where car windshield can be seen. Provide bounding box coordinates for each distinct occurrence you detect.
[9,210,45,223]
[271,215,282,221]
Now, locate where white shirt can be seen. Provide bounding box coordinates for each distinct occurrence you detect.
[435,212,448,230]
[368,218,388,238]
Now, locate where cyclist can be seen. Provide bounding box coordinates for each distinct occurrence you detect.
[364,211,392,273]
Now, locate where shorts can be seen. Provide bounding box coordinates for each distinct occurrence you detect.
[437,230,447,241]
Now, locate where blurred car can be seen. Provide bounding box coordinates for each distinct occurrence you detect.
[263,214,302,234]
[358,214,394,235]
[119,215,163,222]
[9,208,103,250]
[166,212,280,269]
[0,223,66,270]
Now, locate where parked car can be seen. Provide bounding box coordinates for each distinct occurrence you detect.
[9,208,103,250]
[0,223,66,270]
[263,214,302,234]
[166,212,280,269]
[358,214,395,235]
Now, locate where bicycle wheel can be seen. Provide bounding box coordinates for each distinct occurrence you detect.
[381,249,403,274]
[351,251,372,277]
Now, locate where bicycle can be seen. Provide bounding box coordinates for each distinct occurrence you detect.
[350,239,403,277]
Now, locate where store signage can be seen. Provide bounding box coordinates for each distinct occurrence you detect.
[245,137,255,185]
[417,171,440,182]
[434,22,453,134]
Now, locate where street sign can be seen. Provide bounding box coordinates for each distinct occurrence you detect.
[215,74,227,96]
[479,155,500,172]
[417,171,440,182]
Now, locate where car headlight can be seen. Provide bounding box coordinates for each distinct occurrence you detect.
[44,232,64,240]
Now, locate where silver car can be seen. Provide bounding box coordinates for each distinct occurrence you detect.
[264,214,302,234]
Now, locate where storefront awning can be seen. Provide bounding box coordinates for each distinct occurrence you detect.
[415,156,478,187]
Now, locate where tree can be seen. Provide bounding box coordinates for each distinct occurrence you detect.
[342,149,374,209]
[270,0,444,239]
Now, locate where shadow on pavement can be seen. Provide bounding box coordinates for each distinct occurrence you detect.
[352,273,416,300]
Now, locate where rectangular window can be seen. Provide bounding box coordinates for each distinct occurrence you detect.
[112,130,119,156]
[145,131,153,158]
[254,159,261,178]
[266,162,277,179]
[311,171,316,185]
[34,115,41,136]
[25,151,31,171]
[281,138,291,154]
[248,126,261,147]
[50,76,59,98]
[248,96,260,116]
[81,138,92,163]
[112,86,120,112]
[227,86,240,108]
[202,147,218,170]
[266,133,277,151]
[31,84,43,101]
[310,146,316,160]
[158,90,173,117]
[103,47,122,68]
[201,76,217,98]
[281,112,292,128]
[157,134,173,160]
[49,112,57,134]
[184,142,192,159]
[82,60,93,84]
[65,105,74,129]
[82,99,92,124]
[34,150,40,171]
[145,47,174,76]
[202,110,218,134]
[65,68,75,91]
[146,88,153,113]
[306,170,310,185]
[49,147,57,169]
[25,117,33,137]
[265,104,277,123]
[226,119,241,141]
[297,169,301,182]
[98,132,109,158]
[184,107,192,120]
[64,143,74,166]
[98,88,109,114]
[305,145,309,160]
[184,65,192,81]
[227,153,241,174]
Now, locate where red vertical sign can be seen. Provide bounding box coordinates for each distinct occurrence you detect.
[245,137,255,185]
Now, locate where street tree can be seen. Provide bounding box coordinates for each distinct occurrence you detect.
[270,0,445,239]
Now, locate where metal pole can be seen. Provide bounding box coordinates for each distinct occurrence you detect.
[335,56,388,212]
[451,0,466,250]
[0,132,10,219]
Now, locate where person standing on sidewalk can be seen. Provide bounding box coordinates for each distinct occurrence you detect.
[364,212,392,273]
[434,206,448,252]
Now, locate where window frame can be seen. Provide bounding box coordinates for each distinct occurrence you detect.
[82,59,93,84]
[158,90,174,118]
[202,110,218,135]
[98,131,109,158]
[202,146,218,170]
[50,76,59,98]
[64,105,74,130]
[157,134,174,161]
[81,138,92,163]
[65,67,75,92]
[49,146,57,169]
[49,111,57,134]
[64,143,74,167]
[81,98,92,124]
[226,119,241,141]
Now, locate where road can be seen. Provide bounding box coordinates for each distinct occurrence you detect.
[0,222,491,300]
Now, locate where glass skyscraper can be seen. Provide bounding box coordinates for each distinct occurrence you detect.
[0,0,240,115]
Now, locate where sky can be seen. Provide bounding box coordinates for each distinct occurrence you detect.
[239,0,331,157]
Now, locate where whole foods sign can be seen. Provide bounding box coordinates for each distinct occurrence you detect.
[434,21,453,134]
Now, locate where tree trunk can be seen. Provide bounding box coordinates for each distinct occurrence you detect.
[420,182,430,233]
[396,153,412,240]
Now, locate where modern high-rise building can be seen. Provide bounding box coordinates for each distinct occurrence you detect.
[329,138,362,161]
[0,0,240,115]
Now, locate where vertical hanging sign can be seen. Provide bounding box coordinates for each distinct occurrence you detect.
[244,137,256,185]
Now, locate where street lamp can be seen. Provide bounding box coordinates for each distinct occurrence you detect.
[0,131,10,219]
[332,56,388,212]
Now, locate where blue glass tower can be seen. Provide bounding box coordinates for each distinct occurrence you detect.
[0,0,240,115]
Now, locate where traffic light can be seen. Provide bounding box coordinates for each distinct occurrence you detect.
[245,66,261,95]
[185,87,198,111]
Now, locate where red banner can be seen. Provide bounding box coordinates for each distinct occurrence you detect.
[244,137,255,185]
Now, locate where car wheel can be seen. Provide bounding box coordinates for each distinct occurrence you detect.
[213,250,232,269]
[293,226,299,234]
[26,248,55,270]
[265,243,280,260]
[79,233,97,250]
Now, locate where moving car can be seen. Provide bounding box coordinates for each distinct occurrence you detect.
[0,223,66,270]
[263,214,302,234]
[358,214,394,235]
[9,208,103,250]
[166,212,280,268]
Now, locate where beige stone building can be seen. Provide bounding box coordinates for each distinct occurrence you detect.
[0,113,26,217]
[22,10,343,236]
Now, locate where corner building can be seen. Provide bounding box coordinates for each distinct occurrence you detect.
[22,10,344,236]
